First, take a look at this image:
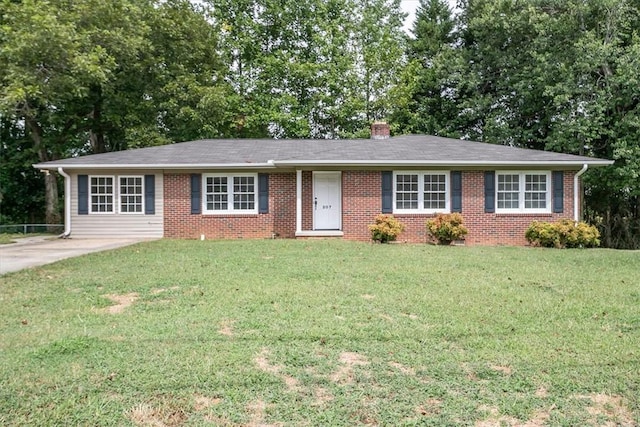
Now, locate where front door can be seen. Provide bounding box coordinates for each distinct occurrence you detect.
[313,172,341,230]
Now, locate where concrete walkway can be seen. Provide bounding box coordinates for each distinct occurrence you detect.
[0,236,150,275]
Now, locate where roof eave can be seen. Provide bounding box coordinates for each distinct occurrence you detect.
[33,162,277,170]
[270,159,614,167]
[34,159,614,170]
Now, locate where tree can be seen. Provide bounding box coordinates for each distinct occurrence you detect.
[390,0,458,136]
[0,0,232,225]
[400,0,640,247]
[0,0,151,223]
[209,0,406,139]
[0,117,48,224]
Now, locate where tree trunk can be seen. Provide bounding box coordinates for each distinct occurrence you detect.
[25,114,61,225]
[43,171,61,225]
[89,86,106,153]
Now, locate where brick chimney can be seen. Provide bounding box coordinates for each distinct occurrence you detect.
[371,121,390,139]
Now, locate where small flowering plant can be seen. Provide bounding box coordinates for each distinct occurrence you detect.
[368,214,405,243]
[426,213,468,245]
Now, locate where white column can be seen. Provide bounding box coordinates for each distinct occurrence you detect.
[296,169,302,234]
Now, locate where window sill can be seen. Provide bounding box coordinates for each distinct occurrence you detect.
[494,212,554,217]
[393,211,450,217]
[202,213,259,217]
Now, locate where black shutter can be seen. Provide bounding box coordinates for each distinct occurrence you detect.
[451,171,462,213]
[484,171,495,213]
[258,173,269,214]
[144,175,155,215]
[78,175,89,215]
[553,171,564,213]
[381,171,393,213]
[191,174,201,214]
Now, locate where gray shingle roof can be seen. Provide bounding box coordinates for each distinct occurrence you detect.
[34,135,613,170]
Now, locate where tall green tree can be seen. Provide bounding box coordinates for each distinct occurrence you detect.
[0,0,139,223]
[398,0,640,247]
[210,0,406,139]
[0,0,231,224]
[390,0,457,135]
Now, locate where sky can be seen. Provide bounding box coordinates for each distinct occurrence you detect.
[400,0,458,34]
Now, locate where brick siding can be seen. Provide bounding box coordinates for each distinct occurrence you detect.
[164,170,577,245]
[164,173,296,239]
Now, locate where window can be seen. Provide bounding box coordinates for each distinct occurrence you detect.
[496,172,550,213]
[90,176,114,213]
[203,174,257,214]
[119,176,143,213]
[394,172,449,213]
[423,174,447,210]
[497,174,519,209]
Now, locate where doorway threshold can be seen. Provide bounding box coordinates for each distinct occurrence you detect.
[295,230,344,237]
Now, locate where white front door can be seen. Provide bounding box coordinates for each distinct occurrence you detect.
[313,172,341,230]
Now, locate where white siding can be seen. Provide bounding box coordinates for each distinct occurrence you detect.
[68,170,164,238]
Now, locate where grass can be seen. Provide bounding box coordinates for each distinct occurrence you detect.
[0,233,23,244]
[0,239,638,426]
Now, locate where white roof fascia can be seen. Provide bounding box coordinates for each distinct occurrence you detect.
[34,162,277,170]
[35,158,614,170]
[270,159,614,167]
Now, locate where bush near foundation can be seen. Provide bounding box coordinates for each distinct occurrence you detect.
[368,214,405,243]
[525,219,600,248]
[426,213,468,245]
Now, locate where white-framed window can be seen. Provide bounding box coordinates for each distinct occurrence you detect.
[496,171,551,213]
[203,173,257,214]
[119,176,144,214]
[90,176,114,213]
[394,171,449,213]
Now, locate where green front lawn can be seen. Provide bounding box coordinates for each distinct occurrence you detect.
[0,240,638,425]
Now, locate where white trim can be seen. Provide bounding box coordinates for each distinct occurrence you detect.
[393,171,450,214]
[495,171,552,214]
[202,173,258,215]
[89,175,116,214]
[296,170,302,234]
[270,159,614,167]
[35,159,613,170]
[118,175,145,215]
[37,162,276,170]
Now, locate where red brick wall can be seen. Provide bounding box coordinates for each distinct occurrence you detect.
[164,170,578,246]
[389,171,575,245]
[450,171,574,246]
[342,171,382,240]
[302,171,313,231]
[164,173,296,239]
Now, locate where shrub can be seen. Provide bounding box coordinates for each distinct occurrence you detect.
[368,214,405,243]
[426,213,468,245]
[525,219,600,248]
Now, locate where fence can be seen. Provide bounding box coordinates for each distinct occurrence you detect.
[0,224,64,234]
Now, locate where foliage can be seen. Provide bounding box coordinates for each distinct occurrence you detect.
[390,0,457,136]
[525,219,601,248]
[0,0,232,223]
[426,212,468,244]
[397,0,640,248]
[368,214,405,243]
[209,0,406,138]
[0,240,638,425]
[0,119,50,224]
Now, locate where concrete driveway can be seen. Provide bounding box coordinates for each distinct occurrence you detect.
[0,236,151,275]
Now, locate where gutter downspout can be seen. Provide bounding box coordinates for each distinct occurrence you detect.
[574,164,588,221]
[57,167,71,238]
